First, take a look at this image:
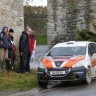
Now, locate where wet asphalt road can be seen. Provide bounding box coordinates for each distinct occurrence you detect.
[8,45,96,96]
[37,80,96,96]
[10,79,96,96]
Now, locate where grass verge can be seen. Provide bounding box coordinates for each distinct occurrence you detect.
[0,70,38,90]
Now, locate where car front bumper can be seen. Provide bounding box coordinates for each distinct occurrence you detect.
[37,66,86,82]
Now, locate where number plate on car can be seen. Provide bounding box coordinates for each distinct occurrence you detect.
[50,71,65,75]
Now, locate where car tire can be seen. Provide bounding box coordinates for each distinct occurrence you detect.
[84,68,92,84]
[38,81,48,87]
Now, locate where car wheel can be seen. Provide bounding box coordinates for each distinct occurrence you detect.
[84,68,92,84]
[38,81,48,87]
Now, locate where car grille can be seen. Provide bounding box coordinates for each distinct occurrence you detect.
[54,61,63,67]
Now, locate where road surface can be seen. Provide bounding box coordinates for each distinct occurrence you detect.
[8,79,96,96]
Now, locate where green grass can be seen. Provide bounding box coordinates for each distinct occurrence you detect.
[36,34,47,45]
[0,70,38,90]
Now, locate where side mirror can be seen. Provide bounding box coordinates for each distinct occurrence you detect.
[93,53,96,58]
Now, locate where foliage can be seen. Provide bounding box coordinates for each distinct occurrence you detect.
[76,29,96,42]
[24,6,47,35]
[36,34,47,45]
[24,6,47,45]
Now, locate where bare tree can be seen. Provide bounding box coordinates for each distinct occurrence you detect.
[23,0,31,5]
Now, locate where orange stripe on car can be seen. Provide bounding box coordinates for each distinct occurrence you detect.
[42,58,53,68]
[91,59,96,67]
[64,56,85,68]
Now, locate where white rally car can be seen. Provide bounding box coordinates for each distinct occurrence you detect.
[37,41,96,87]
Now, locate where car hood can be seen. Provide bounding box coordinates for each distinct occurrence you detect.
[41,55,85,68]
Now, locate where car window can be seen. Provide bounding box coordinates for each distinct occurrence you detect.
[88,43,96,56]
[47,46,86,57]
[93,43,96,51]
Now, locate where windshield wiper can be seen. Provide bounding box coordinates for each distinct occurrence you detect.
[61,55,73,56]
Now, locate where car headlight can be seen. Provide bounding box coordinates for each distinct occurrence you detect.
[72,60,84,68]
[38,62,46,69]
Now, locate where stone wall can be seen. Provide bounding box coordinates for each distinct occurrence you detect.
[0,0,24,46]
[47,0,96,45]
[91,0,96,32]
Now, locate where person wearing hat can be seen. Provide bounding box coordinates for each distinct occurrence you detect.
[0,26,13,78]
[8,29,16,70]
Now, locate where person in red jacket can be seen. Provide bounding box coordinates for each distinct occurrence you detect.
[29,31,35,55]
[26,29,35,72]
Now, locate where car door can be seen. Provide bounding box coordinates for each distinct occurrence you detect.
[88,43,96,76]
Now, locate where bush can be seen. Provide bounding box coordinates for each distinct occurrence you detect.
[76,29,96,42]
[36,34,47,45]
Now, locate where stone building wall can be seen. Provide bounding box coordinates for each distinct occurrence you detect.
[0,0,24,46]
[91,0,96,32]
[47,0,96,45]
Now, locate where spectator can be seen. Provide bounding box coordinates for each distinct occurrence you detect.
[8,29,16,69]
[0,26,12,73]
[28,29,36,72]
[18,28,32,73]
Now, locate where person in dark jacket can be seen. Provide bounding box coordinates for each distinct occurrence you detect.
[18,28,32,73]
[8,29,16,69]
[0,26,12,72]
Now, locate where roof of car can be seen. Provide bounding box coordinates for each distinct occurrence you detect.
[53,41,95,48]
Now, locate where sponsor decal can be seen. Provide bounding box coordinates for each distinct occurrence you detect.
[53,56,71,62]
[75,72,84,74]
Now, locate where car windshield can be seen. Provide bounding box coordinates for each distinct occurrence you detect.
[47,46,86,56]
